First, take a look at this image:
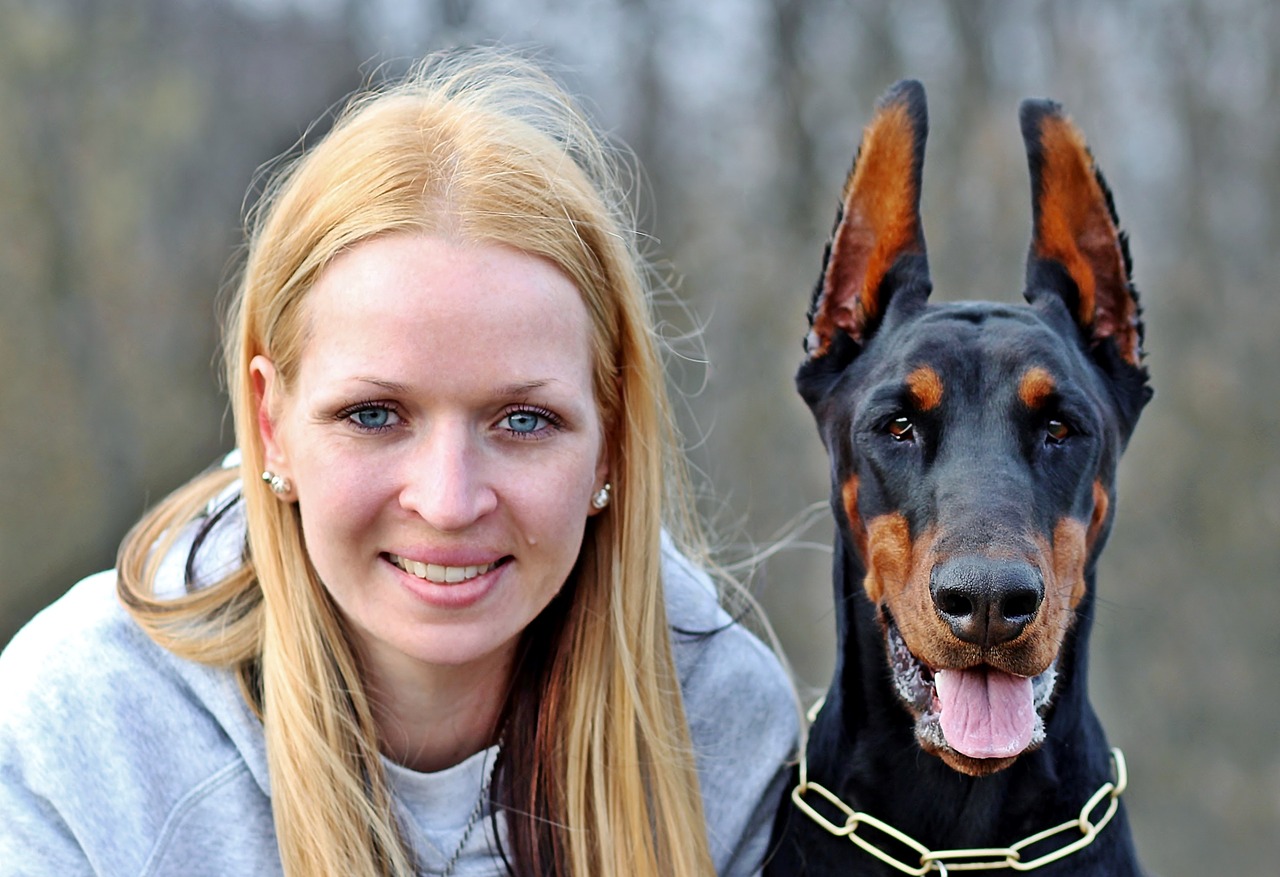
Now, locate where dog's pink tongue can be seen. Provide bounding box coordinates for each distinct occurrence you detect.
[935,667,1035,759]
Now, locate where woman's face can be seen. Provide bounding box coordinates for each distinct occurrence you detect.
[254,233,608,684]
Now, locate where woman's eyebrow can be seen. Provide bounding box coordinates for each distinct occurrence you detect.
[497,379,554,396]
[348,377,412,394]
[346,377,572,399]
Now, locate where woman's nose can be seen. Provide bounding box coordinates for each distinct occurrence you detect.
[397,426,498,530]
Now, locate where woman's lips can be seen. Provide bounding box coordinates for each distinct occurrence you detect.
[386,553,501,584]
[383,552,510,610]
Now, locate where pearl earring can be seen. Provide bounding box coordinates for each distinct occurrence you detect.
[591,482,612,510]
[262,470,293,497]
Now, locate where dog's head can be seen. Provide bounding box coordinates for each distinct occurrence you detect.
[797,81,1151,776]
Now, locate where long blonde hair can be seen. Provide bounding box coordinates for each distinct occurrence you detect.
[118,49,714,876]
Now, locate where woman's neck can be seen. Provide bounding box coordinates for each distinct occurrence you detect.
[359,641,513,773]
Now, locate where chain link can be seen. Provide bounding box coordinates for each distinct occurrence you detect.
[791,747,1127,874]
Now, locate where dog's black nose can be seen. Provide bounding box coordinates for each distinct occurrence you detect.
[930,556,1043,647]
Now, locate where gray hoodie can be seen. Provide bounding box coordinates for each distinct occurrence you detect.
[0,497,798,876]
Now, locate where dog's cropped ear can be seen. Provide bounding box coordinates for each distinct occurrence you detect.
[805,80,931,362]
[1021,100,1145,371]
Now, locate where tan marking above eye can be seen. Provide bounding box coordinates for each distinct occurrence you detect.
[906,366,943,411]
[1018,366,1056,409]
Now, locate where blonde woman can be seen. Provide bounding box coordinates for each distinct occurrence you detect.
[0,49,796,877]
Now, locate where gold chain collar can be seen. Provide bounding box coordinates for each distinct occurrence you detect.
[791,702,1128,875]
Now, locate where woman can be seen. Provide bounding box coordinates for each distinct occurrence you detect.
[0,50,797,876]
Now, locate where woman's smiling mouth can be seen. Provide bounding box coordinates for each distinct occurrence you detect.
[385,553,507,584]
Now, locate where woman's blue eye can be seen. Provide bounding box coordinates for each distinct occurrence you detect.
[505,411,546,434]
[350,406,395,430]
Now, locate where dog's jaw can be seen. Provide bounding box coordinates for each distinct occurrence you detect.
[885,618,1058,776]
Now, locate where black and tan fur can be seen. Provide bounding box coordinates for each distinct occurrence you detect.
[766,80,1148,876]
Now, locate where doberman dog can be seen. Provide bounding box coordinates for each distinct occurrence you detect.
[766,81,1149,875]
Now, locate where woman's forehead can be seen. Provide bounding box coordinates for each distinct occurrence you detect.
[294,234,597,393]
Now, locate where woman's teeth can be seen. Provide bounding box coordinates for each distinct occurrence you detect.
[387,554,497,584]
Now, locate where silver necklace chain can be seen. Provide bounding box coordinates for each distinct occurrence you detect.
[431,748,499,877]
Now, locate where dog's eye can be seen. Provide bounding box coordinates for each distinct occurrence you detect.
[887,416,915,442]
[1045,419,1072,444]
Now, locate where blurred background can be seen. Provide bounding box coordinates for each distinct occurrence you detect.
[2,0,1276,872]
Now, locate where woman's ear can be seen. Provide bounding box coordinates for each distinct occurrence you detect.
[587,417,612,517]
[250,355,291,481]
[587,381,617,516]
